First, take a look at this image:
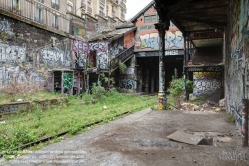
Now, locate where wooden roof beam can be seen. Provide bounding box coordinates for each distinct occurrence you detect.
[169,0,194,14]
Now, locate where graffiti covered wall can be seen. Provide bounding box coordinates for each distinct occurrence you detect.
[89,42,108,69]
[134,6,184,52]
[110,36,125,59]
[225,0,249,132]
[0,15,73,89]
[193,72,221,96]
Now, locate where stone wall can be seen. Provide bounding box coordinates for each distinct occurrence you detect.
[0,15,75,90]
[225,0,249,131]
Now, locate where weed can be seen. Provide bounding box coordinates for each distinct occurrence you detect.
[227,114,235,123]
[118,61,127,73]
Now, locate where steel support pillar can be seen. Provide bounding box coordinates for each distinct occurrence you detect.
[155,23,167,110]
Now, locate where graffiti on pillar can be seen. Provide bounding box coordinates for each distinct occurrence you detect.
[0,19,15,40]
[119,79,134,89]
[72,40,89,67]
[193,72,221,96]
[0,43,26,63]
[63,73,73,90]
[89,42,108,69]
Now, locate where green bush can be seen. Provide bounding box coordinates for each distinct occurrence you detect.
[91,83,106,100]
[167,76,193,97]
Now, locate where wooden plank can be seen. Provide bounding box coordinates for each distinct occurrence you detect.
[167,131,203,145]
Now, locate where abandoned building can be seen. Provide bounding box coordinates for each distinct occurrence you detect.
[154,0,249,144]
[1,0,249,144]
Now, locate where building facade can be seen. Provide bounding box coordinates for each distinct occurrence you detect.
[74,0,126,22]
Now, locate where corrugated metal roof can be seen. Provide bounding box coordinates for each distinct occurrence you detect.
[88,26,136,42]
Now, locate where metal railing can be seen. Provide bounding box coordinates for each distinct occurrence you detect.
[121,12,125,19]
[99,11,105,17]
[35,17,43,23]
[120,1,126,9]
[99,0,105,4]
[0,0,69,32]
[81,3,86,9]
[51,2,59,10]
[36,0,44,3]
[52,23,59,29]
[110,46,134,71]
[113,0,119,5]
[87,6,92,13]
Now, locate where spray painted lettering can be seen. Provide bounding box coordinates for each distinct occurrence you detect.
[0,43,26,63]
[72,40,89,67]
[119,79,134,90]
[90,42,108,69]
[110,44,124,59]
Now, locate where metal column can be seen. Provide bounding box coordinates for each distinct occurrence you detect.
[155,23,167,110]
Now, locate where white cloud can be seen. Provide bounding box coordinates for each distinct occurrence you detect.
[126,0,153,21]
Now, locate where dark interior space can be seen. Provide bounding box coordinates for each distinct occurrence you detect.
[137,55,183,93]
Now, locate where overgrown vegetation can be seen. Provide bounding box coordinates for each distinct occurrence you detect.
[0,80,156,157]
[0,82,64,104]
[167,69,194,97]
[118,61,127,73]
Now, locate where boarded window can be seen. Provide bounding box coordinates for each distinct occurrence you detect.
[144,15,158,23]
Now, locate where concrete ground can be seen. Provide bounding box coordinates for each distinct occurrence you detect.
[2,108,249,166]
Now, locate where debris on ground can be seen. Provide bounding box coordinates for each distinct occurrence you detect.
[180,100,226,112]
[167,131,203,145]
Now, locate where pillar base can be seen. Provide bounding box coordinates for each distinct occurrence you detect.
[158,91,167,110]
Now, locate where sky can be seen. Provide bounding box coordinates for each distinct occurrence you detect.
[125,0,153,21]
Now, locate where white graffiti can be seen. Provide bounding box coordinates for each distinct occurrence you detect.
[41,48,64,63]
[126,67,135,75]
[110,45,124,59]
[0,66,46,87]
[0,43,26,62]
[95,23,118,33]
[89,42,108,52]
[194,77,221,95]
[96,51,108,69]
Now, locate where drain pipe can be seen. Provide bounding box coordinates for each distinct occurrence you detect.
[242,99,248,147]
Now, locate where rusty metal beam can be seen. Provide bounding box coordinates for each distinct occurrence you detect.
[169,0,194,14]
[171,15,227,27]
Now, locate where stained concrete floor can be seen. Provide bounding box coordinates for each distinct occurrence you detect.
[2,108,249,166]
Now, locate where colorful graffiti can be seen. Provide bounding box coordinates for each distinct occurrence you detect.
[119,79,134,89]
[63,73,73,90]
[135,30,183,51]
[0,43,26,63]
[193,72,221,96]
[72,40,89,67]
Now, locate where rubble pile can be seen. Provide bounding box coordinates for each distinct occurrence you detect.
[180,99,226,112]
